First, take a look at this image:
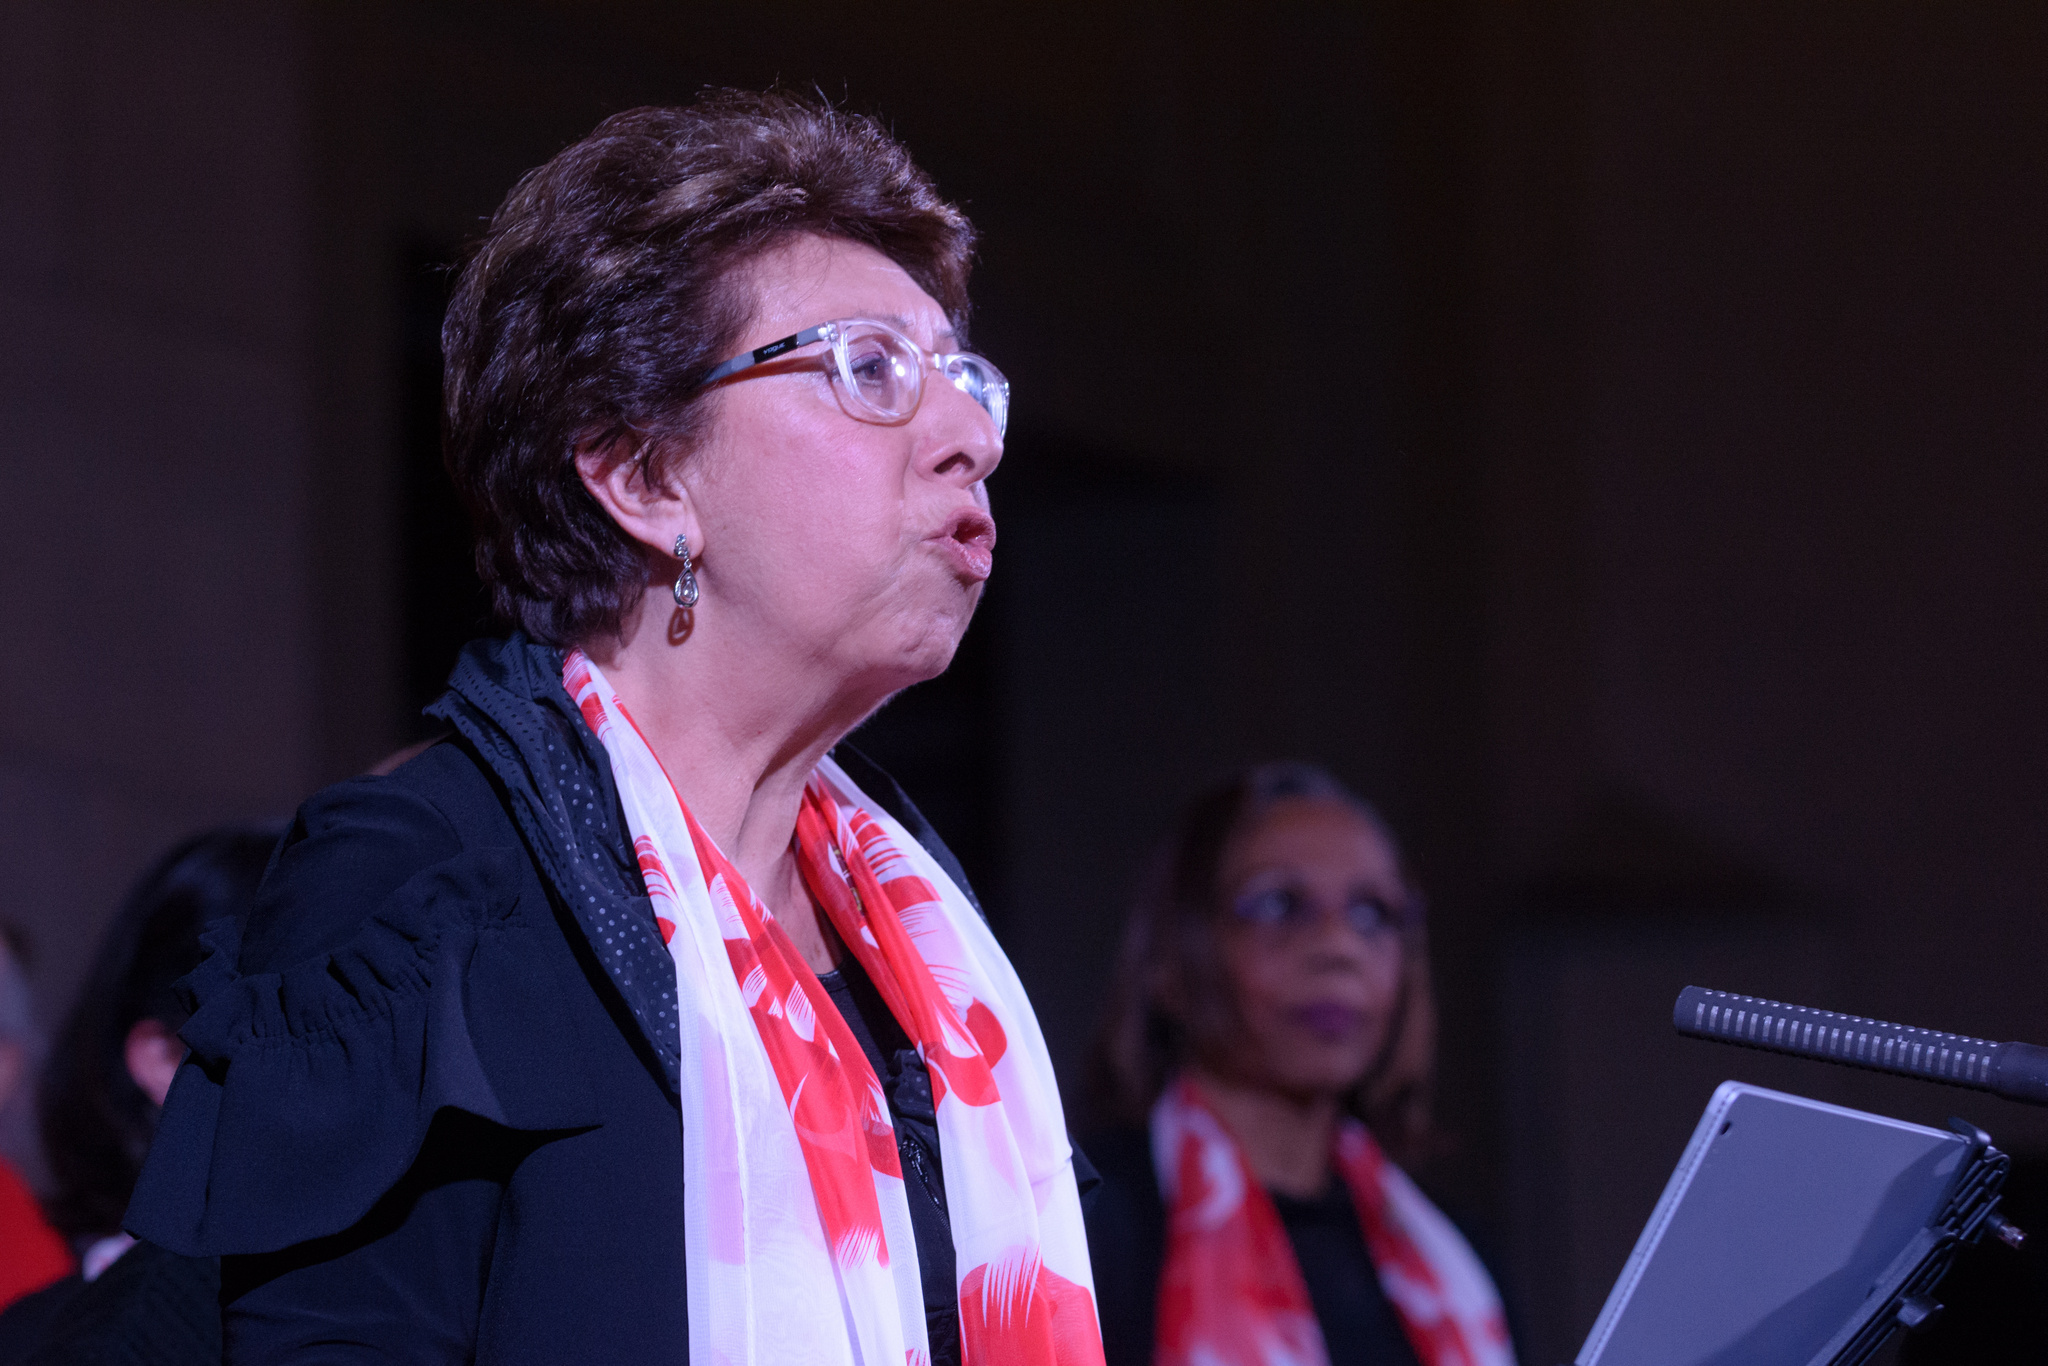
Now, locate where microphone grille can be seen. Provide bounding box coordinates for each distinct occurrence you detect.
[1675,985,2001,1088]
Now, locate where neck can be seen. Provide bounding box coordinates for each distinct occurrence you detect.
[581,591,897,965]
[1189,1067,1342,1199]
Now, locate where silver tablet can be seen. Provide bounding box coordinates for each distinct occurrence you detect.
[1576,1082,1976,1366]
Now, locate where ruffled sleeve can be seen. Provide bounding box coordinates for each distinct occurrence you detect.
[126,777,603,1258]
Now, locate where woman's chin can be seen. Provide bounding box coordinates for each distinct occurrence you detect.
[879,641,957,692]
[1265,1038,1383,1098]
[883,610,973,679]
[840,640,962,720]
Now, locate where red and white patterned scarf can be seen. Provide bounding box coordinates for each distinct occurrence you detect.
[564,651,1104,1366]
[1152,1079,1514,1366]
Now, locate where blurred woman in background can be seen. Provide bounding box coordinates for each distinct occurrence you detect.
[1086,763,1514,1366]
[0,827,272,1363]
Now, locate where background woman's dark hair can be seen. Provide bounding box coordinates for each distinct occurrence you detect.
[442,88,978,646]
[1089,762,1437,1165]
[37,828,275,1242]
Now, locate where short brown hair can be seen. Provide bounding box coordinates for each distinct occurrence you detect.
[1089,763,1438,1164]
[442,90,977,645]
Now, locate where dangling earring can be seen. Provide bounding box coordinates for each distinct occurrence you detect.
[672,534,700,608]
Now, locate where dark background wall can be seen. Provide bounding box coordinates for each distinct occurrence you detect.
[3,2,2044,1359]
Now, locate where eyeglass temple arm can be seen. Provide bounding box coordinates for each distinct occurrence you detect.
[697,323,836,388]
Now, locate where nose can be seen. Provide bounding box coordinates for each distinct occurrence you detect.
[916,372,1004,486]
[1302,901,1391,966]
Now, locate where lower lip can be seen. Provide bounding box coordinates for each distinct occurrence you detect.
[936,537,993,582]
[1291,1004,1365,1042]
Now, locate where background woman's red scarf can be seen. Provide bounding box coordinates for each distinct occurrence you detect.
[565,651,1103,1366]
[1152,1079,1515,1366]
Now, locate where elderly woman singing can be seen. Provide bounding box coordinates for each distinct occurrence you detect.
[129,92,1103,1366]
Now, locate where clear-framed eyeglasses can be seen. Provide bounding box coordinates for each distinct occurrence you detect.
[697,318,1010,438]
[1228,883,1422,946]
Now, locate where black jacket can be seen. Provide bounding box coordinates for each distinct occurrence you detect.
[127,635,1008,1363]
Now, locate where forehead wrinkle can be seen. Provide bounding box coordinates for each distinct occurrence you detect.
[740,237,958,349]
[866,310,957,348]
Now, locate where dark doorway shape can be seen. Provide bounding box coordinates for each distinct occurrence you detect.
[396,239,488,738]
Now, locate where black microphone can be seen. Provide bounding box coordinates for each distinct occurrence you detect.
[1674,986,2048,1107]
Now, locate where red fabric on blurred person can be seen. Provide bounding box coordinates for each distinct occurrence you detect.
[0,1157,73,1308]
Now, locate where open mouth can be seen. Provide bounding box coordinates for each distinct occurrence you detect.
[935,508,996,582]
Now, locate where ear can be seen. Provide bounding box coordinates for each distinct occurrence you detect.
[124,1018,186,1109]
[1150,959,1189,1019]
[575,432,702,564]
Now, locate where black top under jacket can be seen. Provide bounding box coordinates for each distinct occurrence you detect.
[0,1242,220,1366]
[1084,1127,1424,1366]
[126,634,1075,1364]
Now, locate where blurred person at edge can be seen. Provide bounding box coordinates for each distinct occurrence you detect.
[0,936,71,1309]
[1084,764,1517,1366]
[127,90,1103,1366]
[0,829,272,1364]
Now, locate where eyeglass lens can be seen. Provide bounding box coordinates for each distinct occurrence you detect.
[835,323,1008,436]
[1230,885,1409,940]
[841,326,920,419]
[945,356,1008,435]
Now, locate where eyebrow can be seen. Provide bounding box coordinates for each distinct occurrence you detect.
[872,312,958,347]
